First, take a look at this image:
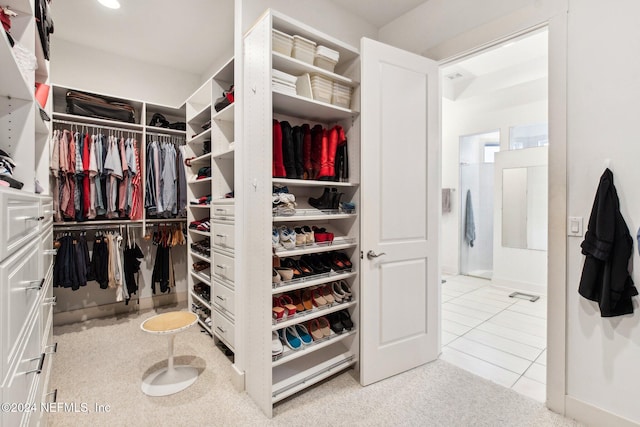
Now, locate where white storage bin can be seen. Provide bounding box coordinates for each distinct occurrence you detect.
[310,74,333,103]
[332,82,352,109]
[314,45,340,72]
[292,35,317,64]
[314,54,338,72]
[272,29,293,56]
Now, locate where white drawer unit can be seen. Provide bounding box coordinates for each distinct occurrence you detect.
[213,310,235,350]
[212,221,235,252]
[212,202,235,220]
[1,240,42,383]
[1,311,42,427]
[40,198,54,231]
[213,280,235,318]
[0,191,41,263]
[213,251,235,284]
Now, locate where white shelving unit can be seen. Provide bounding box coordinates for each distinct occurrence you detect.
[242,10,361,417]
[0,2,56,425]
[185,57,236,351]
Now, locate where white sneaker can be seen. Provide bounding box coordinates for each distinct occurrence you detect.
[272,331,283,355]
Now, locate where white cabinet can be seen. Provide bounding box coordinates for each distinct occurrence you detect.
[185,58,237,350]
[0,190,56,427]
[241,10,361,416]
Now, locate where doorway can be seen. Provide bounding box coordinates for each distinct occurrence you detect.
[439,29,549,403]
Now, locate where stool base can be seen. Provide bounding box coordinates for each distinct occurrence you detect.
[141,366,199,396]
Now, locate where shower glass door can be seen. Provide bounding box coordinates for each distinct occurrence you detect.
[459,131,498,279]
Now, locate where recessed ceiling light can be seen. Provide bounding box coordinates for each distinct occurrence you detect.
[98,0,120,9]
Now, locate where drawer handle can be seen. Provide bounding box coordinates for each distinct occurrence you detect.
[44,296,57,306]
[43,249,58,255]
[17,216,44,221]
[21,353,45,375]
[215,264,227,270]
[216,326,226,333]
[23,278,44,290]
[215,234,227,239]
[45,342,58,354]
[215,208,227,213]
[216,295,226,301]
[46,389,58,403]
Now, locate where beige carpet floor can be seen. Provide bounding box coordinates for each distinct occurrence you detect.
[49,309,581,427]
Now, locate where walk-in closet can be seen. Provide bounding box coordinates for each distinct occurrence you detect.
[4,1,637,427]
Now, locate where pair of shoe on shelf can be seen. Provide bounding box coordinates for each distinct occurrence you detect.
[277,252,352,280]
[309,187,344,210]
[273,225,336,249]
[272,281,353,319]
[193,261,210,272]
[193,282,211,301]
[272,192,297,217]
[189,217,210,232]
[327,310,354,333]
[190,194,212,205]
[196,167,211,180]
[190,237,210,257]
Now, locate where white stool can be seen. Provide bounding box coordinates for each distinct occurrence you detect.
[140,311,199,396]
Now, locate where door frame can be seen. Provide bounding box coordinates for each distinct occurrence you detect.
[434,9,568,414]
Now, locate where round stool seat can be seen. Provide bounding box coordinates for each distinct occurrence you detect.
[140,311,199,397]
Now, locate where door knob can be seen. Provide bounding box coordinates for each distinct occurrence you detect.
[367,250,387,260]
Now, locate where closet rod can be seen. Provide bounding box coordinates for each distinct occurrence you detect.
[53,119,143,134]
[53,221,144,231]
[145,218,187,226]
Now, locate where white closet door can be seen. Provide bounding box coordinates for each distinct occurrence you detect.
[360,38,440,386]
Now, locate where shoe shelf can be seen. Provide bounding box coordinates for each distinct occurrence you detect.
[273,210,357,222]
[188,177,213,185]
[188,128,211,145]
[273,90,357,122]
[272,52,358,87]
[190,152,212,166]
[191,103,212,125]
[272,300,357,331]
[190,250,211,263]
[188,229,211,238]
[272,270,356,294]
[191,291,212,311]
[273,329,357,368]
[272,178,358,188]
[145,126,187,137]
[272,345,356,404]
[274,238,356,257]
[212,146,235,160]
[190,270,211,286]
[212,102,235,122]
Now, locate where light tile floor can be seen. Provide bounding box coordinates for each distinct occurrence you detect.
[439,275,547,403]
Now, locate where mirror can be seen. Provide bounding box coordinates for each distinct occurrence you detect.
[502,166,547,250]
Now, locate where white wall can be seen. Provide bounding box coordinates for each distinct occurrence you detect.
[382,0,640,424]
[493,147,548,294]
[51,39,201,107]
[565,0,640,423]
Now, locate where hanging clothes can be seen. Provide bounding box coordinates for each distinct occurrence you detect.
[90,234,109,289]
[123,238,144,304]
[130,139,143,220]
[578,168,638,317]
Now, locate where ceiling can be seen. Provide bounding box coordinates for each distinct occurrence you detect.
[51,0,427,77]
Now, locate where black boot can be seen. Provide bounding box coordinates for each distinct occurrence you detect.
[292,126,304,179]
[280,121,296,179]
[309,187,333,209]
[331,190,344,210]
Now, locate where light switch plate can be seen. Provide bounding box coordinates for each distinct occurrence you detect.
[568,216,583,237]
